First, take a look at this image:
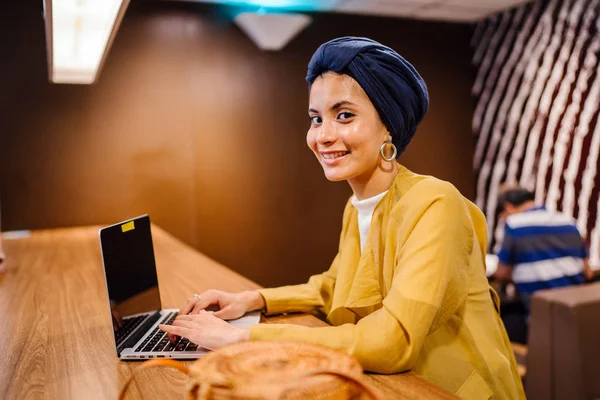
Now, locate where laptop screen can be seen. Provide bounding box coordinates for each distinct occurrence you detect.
[99,215,162,333]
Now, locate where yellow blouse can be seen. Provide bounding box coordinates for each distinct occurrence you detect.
[250,164,525,399]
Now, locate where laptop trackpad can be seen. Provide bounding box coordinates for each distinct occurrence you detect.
[227,311,261,328]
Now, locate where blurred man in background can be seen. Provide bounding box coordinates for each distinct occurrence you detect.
[493,187,593,342]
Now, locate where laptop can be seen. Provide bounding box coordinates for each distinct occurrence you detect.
[98,214,260,360]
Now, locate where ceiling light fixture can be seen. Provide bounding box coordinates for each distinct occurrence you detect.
[43,0,131,84]
[234,11,312,51]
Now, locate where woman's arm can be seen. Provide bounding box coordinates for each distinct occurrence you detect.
[250,182,472,373]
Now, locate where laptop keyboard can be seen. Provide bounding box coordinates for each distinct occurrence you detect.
[115,315,146,345]
[134,312,199,353]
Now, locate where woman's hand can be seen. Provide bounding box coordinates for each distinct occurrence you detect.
[159,311,249,350]
[179,290,265,320]
[166,290,265,343]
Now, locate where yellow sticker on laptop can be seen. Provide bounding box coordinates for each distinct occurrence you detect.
[121,221,135,233]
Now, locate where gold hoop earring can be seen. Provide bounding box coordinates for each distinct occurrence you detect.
[380,134,397,162]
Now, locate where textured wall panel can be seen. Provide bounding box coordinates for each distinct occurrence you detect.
[472,0,600,268]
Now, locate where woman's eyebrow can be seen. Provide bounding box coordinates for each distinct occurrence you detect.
[331,100,355,110]
[309,100,356,114]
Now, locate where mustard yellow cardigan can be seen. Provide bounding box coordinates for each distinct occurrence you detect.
[250,164,525,399]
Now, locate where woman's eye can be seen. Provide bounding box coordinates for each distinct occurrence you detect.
[310,116,322,124]
[338,112,355,120]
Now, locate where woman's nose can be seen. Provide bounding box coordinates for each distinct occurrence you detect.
[316,123,336,145]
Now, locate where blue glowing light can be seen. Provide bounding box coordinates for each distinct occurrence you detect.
[214,0,339,21]
[219,0,339,12]
[225,0,309,8]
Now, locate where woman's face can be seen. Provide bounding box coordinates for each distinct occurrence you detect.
[307,72,388,182]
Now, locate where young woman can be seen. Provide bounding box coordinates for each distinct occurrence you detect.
[160,37,525,399]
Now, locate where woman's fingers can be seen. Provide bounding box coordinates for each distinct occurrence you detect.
[175,311,215,323]
[213,305,239,320]
[179,292,218,316]
[159,324,190,338]
[172,319,198,329]
[167,332,178,343]
[162,312,248,351]
[191,295,220,314]
[174,314,194,321]
[179,297,199,315]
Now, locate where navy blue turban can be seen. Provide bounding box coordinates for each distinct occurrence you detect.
[306,37,429,156]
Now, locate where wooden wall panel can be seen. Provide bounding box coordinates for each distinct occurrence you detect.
[0,1,475,287]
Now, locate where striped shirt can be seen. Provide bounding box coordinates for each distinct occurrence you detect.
[498,206,587,297]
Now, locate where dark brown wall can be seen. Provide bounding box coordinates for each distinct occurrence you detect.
[0,1,475,287]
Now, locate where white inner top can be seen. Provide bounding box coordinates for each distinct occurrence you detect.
[351,190,389,252]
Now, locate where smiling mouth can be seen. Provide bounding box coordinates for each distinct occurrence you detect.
[322,151,349,160]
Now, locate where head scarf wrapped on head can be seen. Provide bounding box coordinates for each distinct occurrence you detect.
[306,37,429,157]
